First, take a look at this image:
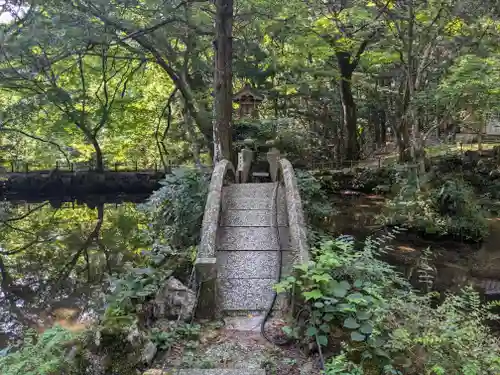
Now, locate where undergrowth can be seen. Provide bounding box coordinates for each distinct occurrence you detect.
[378,170,488,241]
[276,230,500,374]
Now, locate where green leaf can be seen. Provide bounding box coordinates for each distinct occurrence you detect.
[282,326,293,336]
[359,323,373,335]
[306,326,318,337]
[374,348,391,359]
[336,303,355,312]
[343,317,360,329]
[353,279,363,288]
[314,301,325,309]
[356,310,372,320]
[303,289,323,300]
[347,292,364,301]
[323,305,336,312]
[311,273,332,283]
[351,331,366,342]
[367,336,385,348]
[323,313,334,322]
[317,335,328,346]
[319,324,330,333]
[332,285,348,298]
[339,280,351,290]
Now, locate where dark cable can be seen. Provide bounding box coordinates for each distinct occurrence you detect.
[260,180,326,371]
[260,181,290,346]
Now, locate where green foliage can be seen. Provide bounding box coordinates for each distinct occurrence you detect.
[275,231,404,351]
[0,326,78,375]
[296,169,335,229]
[142,167,209,249]
[104,260,172,321]
[277,233,500,374]
[149,322,201,350]
[379,173,488,241]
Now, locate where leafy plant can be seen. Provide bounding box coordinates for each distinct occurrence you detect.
[296,169,335,229]
[277,232,500,374]
[141,167,209,249]
[275,230,404,349]
[379,172,488,241]
[149,322,201,350]
[0,326,79,375]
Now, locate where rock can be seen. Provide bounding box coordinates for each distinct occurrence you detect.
[300,361,314,375]
[153,277,196,321]
[141,340,158,364]
[143,370,166,375]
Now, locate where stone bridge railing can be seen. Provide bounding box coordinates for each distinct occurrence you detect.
[195,159,235,318]
[195,156,309,318]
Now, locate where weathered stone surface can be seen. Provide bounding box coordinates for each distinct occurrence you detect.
[220,209,287,227]
[218,279,275,311]
[153,277,196,321]
[217,250,295,279]
[199,160,235,258]
[278,159,309,264]
[141,340,158,364]
[217,227,290,251]
[144,370,265,375]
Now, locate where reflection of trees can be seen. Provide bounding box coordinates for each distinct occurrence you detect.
[0,201,146,340]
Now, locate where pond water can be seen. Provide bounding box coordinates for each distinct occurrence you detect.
[328,192,500,297]
[0,196,150,349]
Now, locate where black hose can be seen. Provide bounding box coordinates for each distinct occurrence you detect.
[260,182,292,346]
[260,181,326,371]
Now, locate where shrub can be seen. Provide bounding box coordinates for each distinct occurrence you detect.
[379,173,488,241]
[296,169,335,231]
[276,233,500,374]
[0,326,79,375]
[141,167,209,249]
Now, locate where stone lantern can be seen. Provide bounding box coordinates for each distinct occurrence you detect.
[233,84,264,119]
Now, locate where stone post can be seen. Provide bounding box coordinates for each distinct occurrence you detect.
[266,140,280,182]
[240,138,254,183]
[194,257,218,319]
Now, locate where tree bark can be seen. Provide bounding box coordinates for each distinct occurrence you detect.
[212,0,233,164]
[337,51,359,161]
[89,136,104,172]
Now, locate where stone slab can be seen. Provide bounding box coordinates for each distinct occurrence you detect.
[222,184,286,212]
[218,278,276,311]
[144,370,265,375]
[178,370,266,375]
[216,227,290,251]
[223,314,265,331]
[217,250,296,279]
[220,209,287,227]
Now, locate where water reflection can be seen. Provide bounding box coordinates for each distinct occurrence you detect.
[0,196,149,348]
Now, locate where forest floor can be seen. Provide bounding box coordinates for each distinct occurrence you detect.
[147,316,323,375]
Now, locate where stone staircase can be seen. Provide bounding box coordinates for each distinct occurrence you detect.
[217,182,291,316]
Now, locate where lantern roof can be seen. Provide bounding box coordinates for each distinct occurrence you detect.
[233,84,265,103]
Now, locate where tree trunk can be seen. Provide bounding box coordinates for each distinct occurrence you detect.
[90,137,104,172]
[212,0,233,164]
[337,52,359,161]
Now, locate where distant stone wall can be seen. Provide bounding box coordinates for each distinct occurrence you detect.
[0,171,164,198]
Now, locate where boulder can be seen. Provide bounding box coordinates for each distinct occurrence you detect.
[141,340,158,364]
[153,277,196,321]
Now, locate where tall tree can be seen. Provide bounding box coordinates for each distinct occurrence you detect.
[213,0,234,163]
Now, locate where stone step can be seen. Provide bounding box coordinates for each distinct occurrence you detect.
[220,209,287,227]
[216,227,290,251]
[144,370,265,375]
[222,184,286,211]
[218,278,276,311]
[217,250,296,279]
